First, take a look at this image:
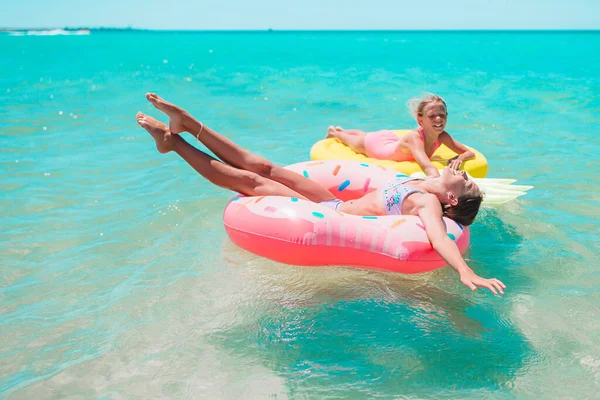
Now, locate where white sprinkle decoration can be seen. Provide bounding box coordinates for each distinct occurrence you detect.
[15,160,18,163]
[58,111,63,115]
[44,173,50,176]
[293,108,297,111]
[264,97,268,100]
[163,59,168,64]
[43,126,47,130]
[209,49,213,53]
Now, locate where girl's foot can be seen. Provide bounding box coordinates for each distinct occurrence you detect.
[325,125,337,139]
[325,126,345,139]
[136,112,175,153]
[146,92,198,135]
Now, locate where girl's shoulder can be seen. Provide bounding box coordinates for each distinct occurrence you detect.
[437,130,453,141]
[402,129,421,141]
[403,191,441,214]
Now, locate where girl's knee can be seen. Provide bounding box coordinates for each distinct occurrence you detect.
[245,155,275,176]
[229,171,263,195]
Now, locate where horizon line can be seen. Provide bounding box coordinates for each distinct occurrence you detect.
[1,27,599,32]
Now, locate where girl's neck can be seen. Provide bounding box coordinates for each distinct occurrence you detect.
[413,178,446,199]
[419,126,441,139]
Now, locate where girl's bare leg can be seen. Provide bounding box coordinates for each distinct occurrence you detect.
[145,93,336,203]
[136,113,308,199]
[325,126,368,154]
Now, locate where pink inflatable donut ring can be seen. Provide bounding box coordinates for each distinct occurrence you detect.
[223,160,469,274]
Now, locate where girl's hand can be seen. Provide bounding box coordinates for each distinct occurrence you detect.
[460,270,506,295]
[448,155,462,170]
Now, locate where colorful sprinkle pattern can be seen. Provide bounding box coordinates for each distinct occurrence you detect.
[223,160,468,272]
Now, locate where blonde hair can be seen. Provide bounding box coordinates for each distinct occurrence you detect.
[407,93,448,121]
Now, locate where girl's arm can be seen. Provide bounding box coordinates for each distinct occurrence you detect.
[406,134,440,177]
[438,132,476,170]
[414,194,506,295]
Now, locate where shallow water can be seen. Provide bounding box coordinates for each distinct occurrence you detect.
[1,31,599,398]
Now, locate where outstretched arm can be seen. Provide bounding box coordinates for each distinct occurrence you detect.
[438,132,475,170]
[415,194,506,295]
[406,135,441,177]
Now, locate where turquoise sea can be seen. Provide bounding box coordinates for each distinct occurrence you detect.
[1,30,599,398]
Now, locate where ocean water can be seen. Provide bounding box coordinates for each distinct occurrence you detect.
[1,30,599,399]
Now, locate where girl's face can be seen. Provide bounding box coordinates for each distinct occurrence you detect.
[418,102,447,133]
[441,167,480,199]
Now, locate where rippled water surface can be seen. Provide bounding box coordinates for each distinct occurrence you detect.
[1,31,599,398]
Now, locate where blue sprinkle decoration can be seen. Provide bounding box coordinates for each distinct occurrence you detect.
[338,180,351,191]
[360,163,370,167]
[448,233,456,240]
[303,170,309,178]
[312,212,325,219]
[396,173,408,178]
[362,216,378,220]
[291,197,298,202]
[455,222,464,231]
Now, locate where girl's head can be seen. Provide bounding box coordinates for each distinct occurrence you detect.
[442,193,483,226]
[437,167,483,226]
[408,94,448,133]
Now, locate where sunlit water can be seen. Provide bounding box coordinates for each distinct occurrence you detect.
[1,31,599,399]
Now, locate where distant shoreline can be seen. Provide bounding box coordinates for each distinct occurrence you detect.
[1,27,599,33]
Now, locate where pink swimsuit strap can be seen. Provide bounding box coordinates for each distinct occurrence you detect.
[418,127,440,152]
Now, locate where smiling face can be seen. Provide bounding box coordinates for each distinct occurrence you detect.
[417,101,448,134]
[441,167,481,199]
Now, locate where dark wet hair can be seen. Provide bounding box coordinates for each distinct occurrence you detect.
[442,193,484,226]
